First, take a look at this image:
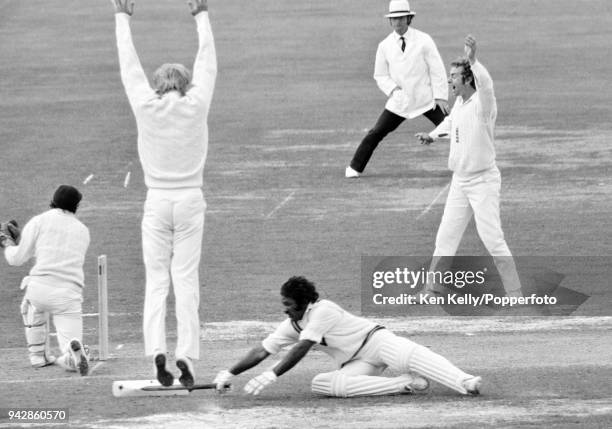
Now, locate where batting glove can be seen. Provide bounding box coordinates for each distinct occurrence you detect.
[213,369,233,393]
[244,370,277,396]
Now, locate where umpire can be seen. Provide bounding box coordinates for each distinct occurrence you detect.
[345,0,448,178]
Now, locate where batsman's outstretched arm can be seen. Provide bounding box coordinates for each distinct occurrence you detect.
[242,340,315,396]
[214,345,270,392]
[228,345,271,375]
[270,339,315,377]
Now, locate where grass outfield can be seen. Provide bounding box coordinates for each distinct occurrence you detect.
[1,0,612,427]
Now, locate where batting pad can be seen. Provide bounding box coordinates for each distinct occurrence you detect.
[406,345,471,394]
[378,335,472,394]
[312,372,411,397]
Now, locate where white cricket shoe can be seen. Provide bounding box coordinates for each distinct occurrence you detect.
[345,166,360,178]
[462,376,482,395]
[69,339,89,376]
[402,373,430,393]
[176,357,195,388]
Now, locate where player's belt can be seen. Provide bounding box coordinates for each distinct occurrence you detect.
[341,325,386,368]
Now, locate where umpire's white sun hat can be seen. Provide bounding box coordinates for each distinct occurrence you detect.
[384,0,416,18]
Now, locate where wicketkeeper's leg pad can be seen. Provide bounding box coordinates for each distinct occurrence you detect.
[21,297,53,367]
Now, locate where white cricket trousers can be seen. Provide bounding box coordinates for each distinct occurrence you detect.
[432,167,522,296]
[142,187,205,360]
[23,278,83,355]
[311,329,474,397]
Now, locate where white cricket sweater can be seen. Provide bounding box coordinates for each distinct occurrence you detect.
[430,60,497,178]
[262,299,378,368]
[115,12,217,189]
[4,209,90,288]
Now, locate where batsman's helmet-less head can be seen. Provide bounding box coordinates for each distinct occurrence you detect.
[281,276,320,309]
[50,185,82,214]
[153,63,192,96]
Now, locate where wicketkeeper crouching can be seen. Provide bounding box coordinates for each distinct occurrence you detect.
[213,276,481,397]
[2,185,91,375]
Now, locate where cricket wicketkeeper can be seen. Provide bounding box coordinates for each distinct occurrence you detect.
[1,185,90,375]
[214,276,481,397]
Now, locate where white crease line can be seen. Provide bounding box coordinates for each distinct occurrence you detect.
[265,190,296,219]
[416,182,450,220]
[0,374,128,384]
[83,174,94,185]
[83,312,136,317]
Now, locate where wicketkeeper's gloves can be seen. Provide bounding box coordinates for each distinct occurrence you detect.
[0,220,20,248]
[213,369,234,393]
[244,370,277,396]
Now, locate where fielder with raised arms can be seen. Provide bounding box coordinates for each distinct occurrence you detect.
[415,35,523,299]
[110,0,217,388]
[214,276,481,397]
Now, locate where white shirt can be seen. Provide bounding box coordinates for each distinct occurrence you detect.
[429,61,497,178]
[262,299,378,367]
[4,209,90,288]
[374,28,448,119]
[115,12,217,189]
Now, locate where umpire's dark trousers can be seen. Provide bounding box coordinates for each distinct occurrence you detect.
[349,105,446,173]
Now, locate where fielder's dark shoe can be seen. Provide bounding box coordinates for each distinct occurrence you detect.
[69,339,89,376]
[154,353,174,387]
[176,357,195,388]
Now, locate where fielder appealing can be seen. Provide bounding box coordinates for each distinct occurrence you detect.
[416,36,522,298]
[213,277,481,397]
[1,185,90,375]
[111,0,217,387]
[345,0,448,178]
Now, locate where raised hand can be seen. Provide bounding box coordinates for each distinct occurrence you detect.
[464,35,477,64]
[110,0,134,16]
[187,0,208,16]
